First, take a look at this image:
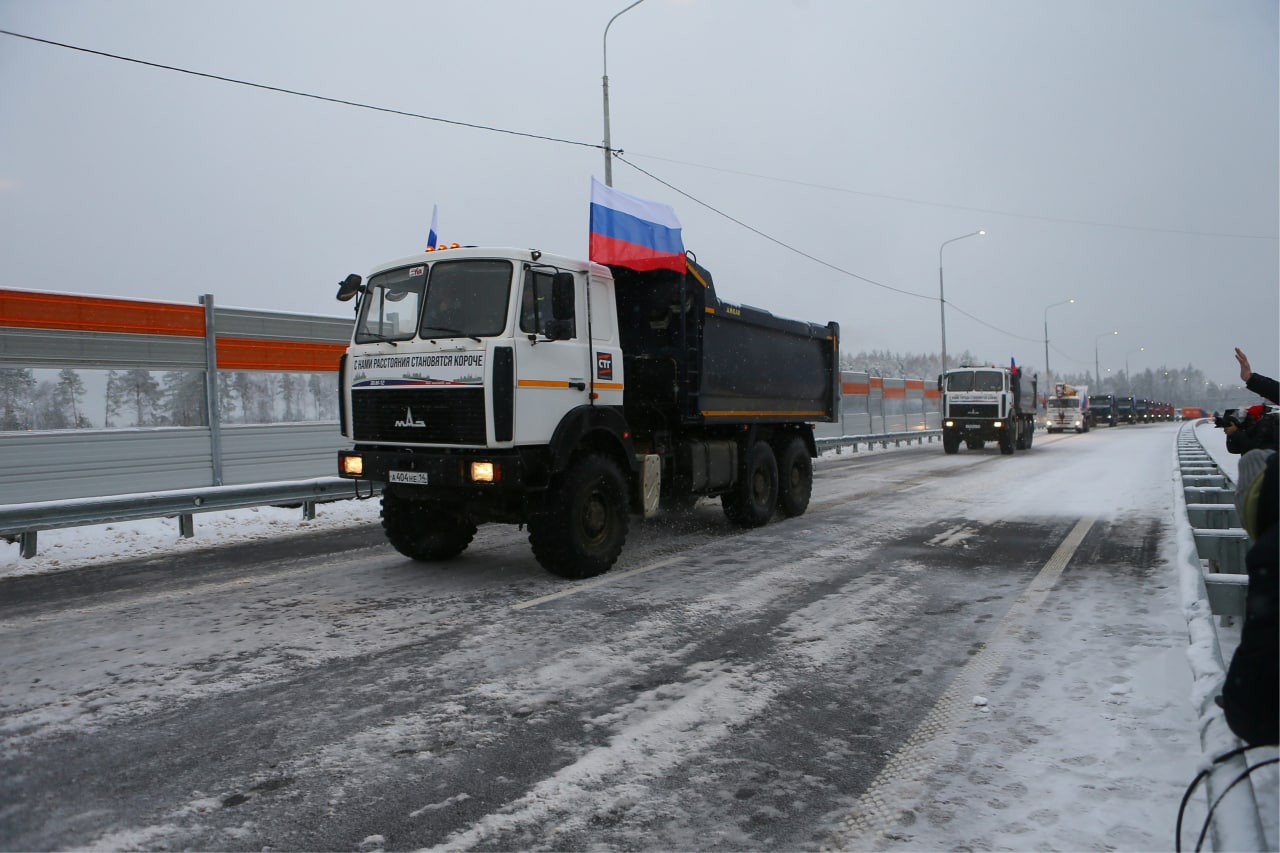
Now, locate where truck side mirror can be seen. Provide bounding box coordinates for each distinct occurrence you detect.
[336,273,364,302]
[552,272,574,312]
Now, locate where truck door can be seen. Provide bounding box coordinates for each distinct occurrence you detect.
[513,268,591,443]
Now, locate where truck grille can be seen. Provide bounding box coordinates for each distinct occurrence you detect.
[950,403,998,419]
[352,388,487,445]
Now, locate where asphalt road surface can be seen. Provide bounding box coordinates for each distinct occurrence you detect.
[0,427,1183,851]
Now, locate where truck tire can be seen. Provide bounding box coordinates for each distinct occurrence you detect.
[529,453,629,580]
[775,437,813,518]
[943,432,961,454]
[722,440,778,528]
[999,426,1015,455]
[381,493,477,562]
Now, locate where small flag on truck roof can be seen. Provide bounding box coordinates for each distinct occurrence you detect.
[589,178,685,274]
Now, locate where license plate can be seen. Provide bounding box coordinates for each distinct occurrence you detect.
[965,424,980,430]
[389,470,429,485]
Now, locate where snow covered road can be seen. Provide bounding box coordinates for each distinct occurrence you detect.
[0,424,1218,850]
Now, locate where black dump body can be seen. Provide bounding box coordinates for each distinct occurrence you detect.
[610,257,839,435]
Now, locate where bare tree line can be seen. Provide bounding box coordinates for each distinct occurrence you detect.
[0,368,337,431]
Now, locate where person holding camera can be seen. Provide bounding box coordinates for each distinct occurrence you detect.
[1223,405,1278,455]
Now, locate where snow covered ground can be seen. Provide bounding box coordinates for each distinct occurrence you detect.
[1,422,1276,851]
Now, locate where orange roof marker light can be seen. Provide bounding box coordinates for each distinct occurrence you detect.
[424,243,462,253]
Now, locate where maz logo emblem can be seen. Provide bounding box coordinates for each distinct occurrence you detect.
[394,408,427,428]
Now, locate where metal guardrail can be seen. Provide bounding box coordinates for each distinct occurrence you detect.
[0,478,377,559]
[1172,420,1273,852]
[816,429,942,453]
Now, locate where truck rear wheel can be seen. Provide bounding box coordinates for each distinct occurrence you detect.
[529,453,629,580]
[775,437,813,518]
[381,493,477,562]
[723,441,778,527]
[943,432,960,454]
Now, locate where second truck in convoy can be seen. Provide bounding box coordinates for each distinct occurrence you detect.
[940,363,1038,455]
[1044,383,1091,433]
[334,245,839,579]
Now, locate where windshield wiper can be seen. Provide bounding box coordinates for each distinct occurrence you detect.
[357,333,400,346]
[421,326,482,343]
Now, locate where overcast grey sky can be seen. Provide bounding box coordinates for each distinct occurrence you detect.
[1,0,1276,387]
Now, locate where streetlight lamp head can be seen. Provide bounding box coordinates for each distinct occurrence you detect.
[978,230,986,236]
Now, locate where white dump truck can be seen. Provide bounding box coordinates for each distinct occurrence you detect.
[334,245,840,579]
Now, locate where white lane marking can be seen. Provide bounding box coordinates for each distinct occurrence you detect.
[822,514,1096,850]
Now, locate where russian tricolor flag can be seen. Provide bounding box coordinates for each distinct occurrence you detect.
[589,178,685,273]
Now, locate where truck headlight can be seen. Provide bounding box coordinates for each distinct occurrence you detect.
[993,421,1003,428]
[340,454,363,477]
[944,420,954,428]
[470,461,497,483]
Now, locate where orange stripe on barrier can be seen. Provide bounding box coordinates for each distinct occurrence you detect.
[0,289,205,336]
[924,388,941,399]
[216,338,347,372]
[883,386,906,399]
[842,382,870,395]
[870,377,884,390]
[906,378,924,390]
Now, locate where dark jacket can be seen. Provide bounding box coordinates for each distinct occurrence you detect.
[1246,372,1279,405]
[1222,452,1279,747]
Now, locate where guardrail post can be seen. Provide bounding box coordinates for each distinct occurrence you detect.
[179,514,194,539]
[200,294,224,486]
[19,531,37,558]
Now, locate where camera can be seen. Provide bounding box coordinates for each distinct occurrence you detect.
[1214,409,1243,429]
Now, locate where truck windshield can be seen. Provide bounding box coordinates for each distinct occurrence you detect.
[354,265,426,343]
[1047,399,1076,409]
[420,259,513,339]
[945,370,1004,392]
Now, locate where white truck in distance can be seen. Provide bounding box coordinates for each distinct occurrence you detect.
[940,363,1038,455]
[1044,383,1091,433]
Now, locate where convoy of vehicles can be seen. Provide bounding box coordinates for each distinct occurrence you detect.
[335,245,839,579]
[940,363,1038,455]
[1044,383,1091,433]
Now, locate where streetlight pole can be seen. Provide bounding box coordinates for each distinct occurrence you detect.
[1043,298,1074,394]
[601,0,646,187]
[1094,330,1118,388]
[938,229,985,374]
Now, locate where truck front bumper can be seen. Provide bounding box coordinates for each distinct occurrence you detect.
[944,419,1007,441]
[338,447,548,492]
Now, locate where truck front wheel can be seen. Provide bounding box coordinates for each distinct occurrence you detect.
[999,426,1015,455]
[529,453,629,580]
[381,493,477,562]
[723,441,778,528]
[943,431,960,454]
[775,437,813,518]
